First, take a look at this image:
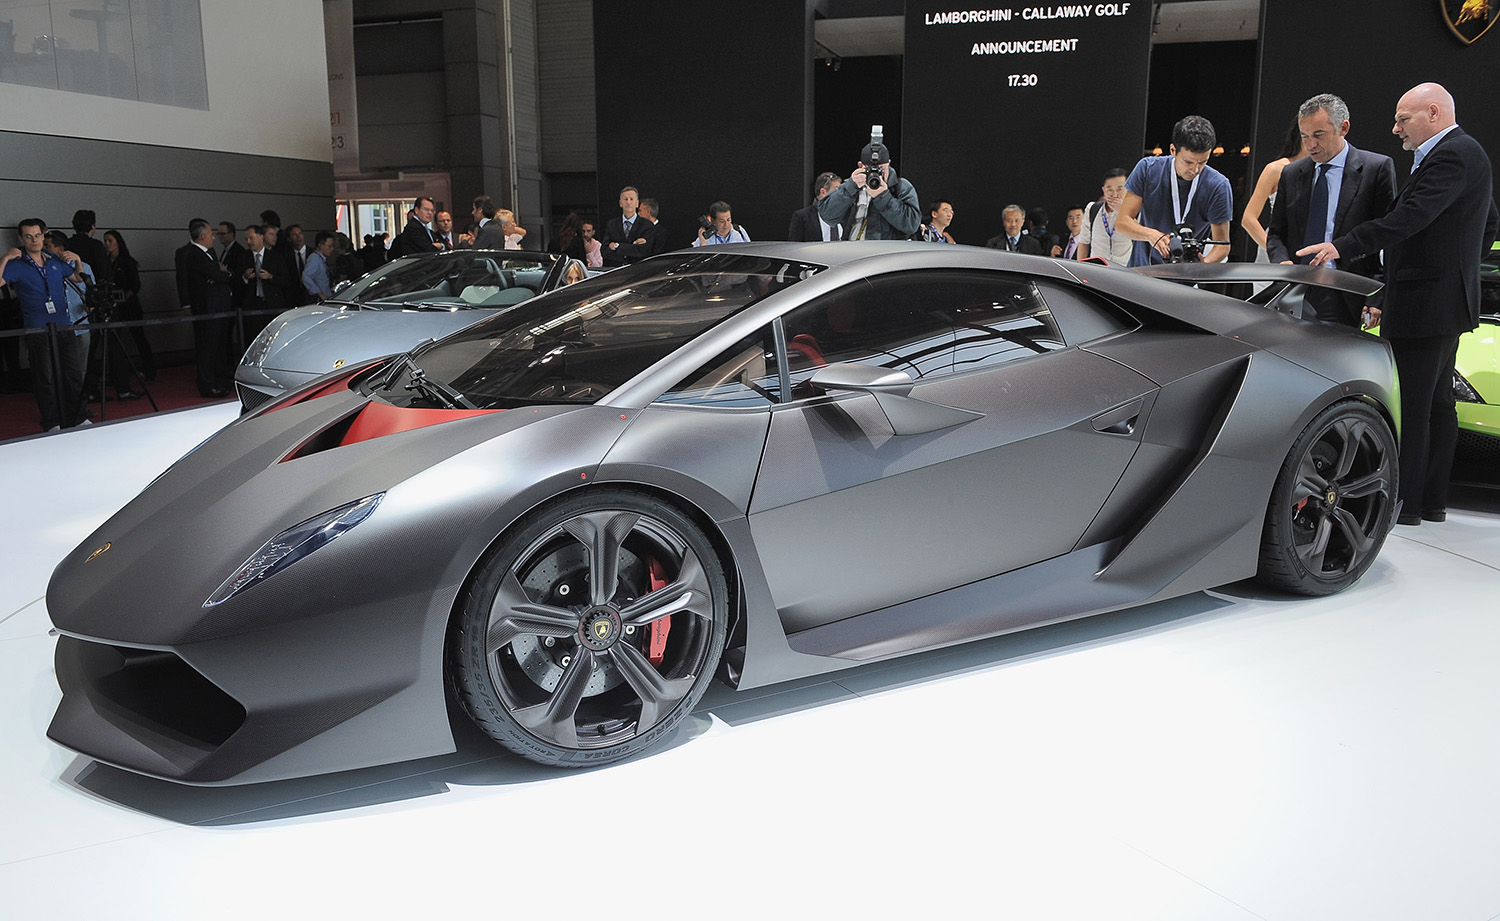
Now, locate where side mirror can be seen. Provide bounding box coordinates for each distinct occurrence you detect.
[810,362,981,435]
[810,362,917,397]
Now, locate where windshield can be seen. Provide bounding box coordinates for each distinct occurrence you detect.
[336,251,563,309]
[370,252,821,408]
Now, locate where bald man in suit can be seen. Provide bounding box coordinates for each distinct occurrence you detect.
[1300,83,1500,525]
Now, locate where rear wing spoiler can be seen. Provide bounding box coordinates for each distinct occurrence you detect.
[1133,263,1383,298]
[1134,263,1383,320]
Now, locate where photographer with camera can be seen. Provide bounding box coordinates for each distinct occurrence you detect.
[692,202,751,246]
[818,126,921,241]
[1115,115,1233,266]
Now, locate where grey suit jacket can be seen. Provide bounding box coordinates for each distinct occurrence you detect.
[472,220,507,250]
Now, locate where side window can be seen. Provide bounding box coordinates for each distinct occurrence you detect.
[1033,281,1138,344]
[948,275,1066,371]
[781,276,959,395]
[655,328,780,408]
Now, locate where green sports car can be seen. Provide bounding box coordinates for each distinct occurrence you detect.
[1455,242,1500,461]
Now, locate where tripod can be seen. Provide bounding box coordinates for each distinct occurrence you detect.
[69,285,158,424]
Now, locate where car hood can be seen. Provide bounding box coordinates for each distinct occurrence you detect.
[47,387,633,647]
[253,306,500,375]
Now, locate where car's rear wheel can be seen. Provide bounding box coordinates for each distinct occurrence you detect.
[1257,400,1397,595]
[449,490,727,767]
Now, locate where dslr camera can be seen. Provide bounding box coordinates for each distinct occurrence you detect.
[84,280,124,322]
[1167,224,1226,263]
[860,125,890,191]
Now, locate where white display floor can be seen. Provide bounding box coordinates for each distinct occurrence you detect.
[3,405,1500,920]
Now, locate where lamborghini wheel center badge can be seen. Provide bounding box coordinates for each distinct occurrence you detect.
[579,607,623,651]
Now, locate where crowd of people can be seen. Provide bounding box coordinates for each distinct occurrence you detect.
[572,116,1216,271]
[0,206,360,430]
[172,211,351,399]
[4,82,1496,534]
[536,82,1497,531]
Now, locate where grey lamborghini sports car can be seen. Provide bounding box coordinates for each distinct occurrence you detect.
[48,244,1400,784]
[234,249,573,413]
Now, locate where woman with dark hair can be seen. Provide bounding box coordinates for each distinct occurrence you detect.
[549,212,587,261]
[1241,117,1308,258]
[104,229,154,382]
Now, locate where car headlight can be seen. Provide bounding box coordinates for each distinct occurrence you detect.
[205,494,383,607]
[1453,371,1484,404]
[240,319,280,369]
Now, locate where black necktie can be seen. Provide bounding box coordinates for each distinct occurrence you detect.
[297,251,305,273]
[1303,163,1330,263]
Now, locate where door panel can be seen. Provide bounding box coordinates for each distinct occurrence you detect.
[748,348,1157,633]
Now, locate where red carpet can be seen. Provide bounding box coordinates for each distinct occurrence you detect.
[0,360,234,443]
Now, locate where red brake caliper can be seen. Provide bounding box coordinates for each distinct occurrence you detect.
[646,557,670,666]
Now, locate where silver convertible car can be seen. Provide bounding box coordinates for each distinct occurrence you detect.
[49,244,1399,783]
[234,249,573,413]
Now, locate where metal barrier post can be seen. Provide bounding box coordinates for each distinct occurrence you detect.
[46,322,65,429]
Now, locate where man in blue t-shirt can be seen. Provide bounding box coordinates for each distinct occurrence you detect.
[1,217,91,430]
[1116,115,1234,266]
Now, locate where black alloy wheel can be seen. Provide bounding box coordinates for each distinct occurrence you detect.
[449,490,727,766]
[1257,400,1397,595]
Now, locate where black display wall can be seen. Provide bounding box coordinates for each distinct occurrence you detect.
[1254,0,1500,202]
[593,1,811,247]
[814,55,904,186]
[902,3,1154,245]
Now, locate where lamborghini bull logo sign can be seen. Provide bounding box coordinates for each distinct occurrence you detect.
[594,619,612,641]
[1444,0,1497,43]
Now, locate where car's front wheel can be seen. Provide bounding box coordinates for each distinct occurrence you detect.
[449,490,728,767]
[1257,400,1397,595]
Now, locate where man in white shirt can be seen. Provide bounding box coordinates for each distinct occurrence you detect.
[1077,168,1132,266]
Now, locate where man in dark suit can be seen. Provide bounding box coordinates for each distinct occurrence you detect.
[230,224,292,347]
[470,195,506,249]
[1267,93,1397,326]
[600,186,646,266]
[1300,83,1500,525]
[282,224,312,308]
[216,222,244,275]
[433,210,456,250]
[615,197,664,260]
[787,172,844,242]
[392,197,441,260]
[67,209,109,285]
[985,205,1043,254]
[176,218,234,397]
